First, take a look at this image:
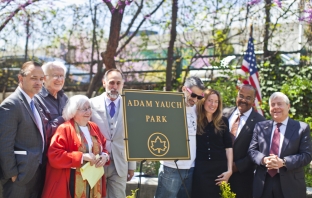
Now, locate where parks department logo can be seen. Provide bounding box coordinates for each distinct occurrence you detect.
[147,132,170,157]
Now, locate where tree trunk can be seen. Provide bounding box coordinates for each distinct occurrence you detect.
[101,5,125,70]
[25,16,30,62]
[87,3,126,97]
[263,0,271,59]
[165,0,178,91]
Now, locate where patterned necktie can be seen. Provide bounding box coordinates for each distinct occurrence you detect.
[110,102,115,118]
[268,123,282,177]
[230,113,243,144]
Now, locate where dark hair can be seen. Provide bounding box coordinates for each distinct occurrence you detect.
[19,61,42,76]
[103,69,124,81]
[240,84,257,98]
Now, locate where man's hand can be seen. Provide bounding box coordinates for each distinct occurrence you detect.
[11,175,17,182]
[127,169,134,181]
[263,154,284,170]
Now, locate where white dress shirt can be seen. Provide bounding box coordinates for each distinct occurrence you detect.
[229,107,252,138]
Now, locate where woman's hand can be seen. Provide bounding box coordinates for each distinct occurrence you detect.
[215,170,232,186]
[83,153,97,166]
[95,153,109,168]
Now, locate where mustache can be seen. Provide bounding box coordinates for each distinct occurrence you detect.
[238,101,248,106]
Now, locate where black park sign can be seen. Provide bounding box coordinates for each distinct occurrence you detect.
[122,90,190,161]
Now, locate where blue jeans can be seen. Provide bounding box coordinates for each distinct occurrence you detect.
[155,166,194,198]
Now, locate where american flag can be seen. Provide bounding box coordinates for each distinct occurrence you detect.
[241,37,263,116]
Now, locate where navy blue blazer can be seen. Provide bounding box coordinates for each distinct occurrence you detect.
[248,118,312,198]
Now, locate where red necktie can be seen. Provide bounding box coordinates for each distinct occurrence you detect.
[268,123,282,177]
[230,113,243,144]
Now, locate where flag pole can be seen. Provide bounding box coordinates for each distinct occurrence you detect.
[250,23,253,38]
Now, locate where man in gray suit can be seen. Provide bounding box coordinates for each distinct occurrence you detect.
[90,69,136,198]
[223,84,265,198]
[249,92,312,198]
[0,61,46,198]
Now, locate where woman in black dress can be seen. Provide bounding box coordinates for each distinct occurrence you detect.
[192,89,233,198]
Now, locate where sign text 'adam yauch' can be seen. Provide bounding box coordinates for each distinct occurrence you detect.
[127,100,183,123]
[122,90,190,161]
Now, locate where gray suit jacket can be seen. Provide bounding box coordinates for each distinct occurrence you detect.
[0,88,45,185]
[249,119,312,198]
[90,93,136,177]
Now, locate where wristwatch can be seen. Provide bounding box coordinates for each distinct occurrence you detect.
[282,158,286,167]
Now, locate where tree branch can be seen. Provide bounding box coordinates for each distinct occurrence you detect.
[0,0,40,32]
[116,0,165,55]
[119,0,144,40]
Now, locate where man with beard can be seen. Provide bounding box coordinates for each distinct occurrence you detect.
[155,76,205,198]
[223,84,265,198]
[90,69,136,198]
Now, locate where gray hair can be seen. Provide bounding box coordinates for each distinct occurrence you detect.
[62,95,90,121]
[42,61,67,76]
[269,92,290,106]
[184,76,205,90]
[103,69,124,81]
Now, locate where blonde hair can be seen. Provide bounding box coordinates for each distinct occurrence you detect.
[197,89,226,135]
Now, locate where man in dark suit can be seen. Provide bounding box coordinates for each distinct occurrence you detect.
[223,84,265,198]
[0,61,46,198]
[249,92,312,198]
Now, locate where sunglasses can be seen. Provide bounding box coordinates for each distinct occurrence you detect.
[186,87,204,100]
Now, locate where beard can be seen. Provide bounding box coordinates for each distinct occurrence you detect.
[185,95,195,107]
[107,89,119,99]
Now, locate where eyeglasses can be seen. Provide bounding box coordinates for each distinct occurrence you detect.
[47,74,65,80]
[186,87,204,100]
[77,107,91,113]
[238,94,253,101]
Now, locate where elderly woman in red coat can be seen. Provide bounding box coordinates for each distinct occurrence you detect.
[41,95,109,198]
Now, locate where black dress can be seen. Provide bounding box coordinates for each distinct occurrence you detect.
[192,116,232,198]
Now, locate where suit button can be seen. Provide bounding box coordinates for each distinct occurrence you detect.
[111,140,113,142]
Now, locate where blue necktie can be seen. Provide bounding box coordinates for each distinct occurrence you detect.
[110,102,115,118]
[30,100,35,115]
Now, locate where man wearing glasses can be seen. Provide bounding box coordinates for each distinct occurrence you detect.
[223,84,265,198]
[35,61,68,145]
[155,76,205,198]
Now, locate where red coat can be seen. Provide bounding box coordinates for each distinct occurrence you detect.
[41,119,109,198]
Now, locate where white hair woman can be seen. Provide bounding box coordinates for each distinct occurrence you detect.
[41,95,109,198]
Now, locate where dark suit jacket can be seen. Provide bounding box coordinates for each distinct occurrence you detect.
[223,107,265,198]
[248,119,312,198]
[0,88,45,186]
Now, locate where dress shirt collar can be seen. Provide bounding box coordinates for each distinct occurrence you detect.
[18,86,32,104]
[273,117,289,127]
[104,93,120,108]
[235,106,252,118]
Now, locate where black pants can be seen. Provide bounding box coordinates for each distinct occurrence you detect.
[259,173,284,198]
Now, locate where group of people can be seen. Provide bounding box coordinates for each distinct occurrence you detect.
[0,61,135,198]
[155,79,312,198]
[0,60,310,198]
